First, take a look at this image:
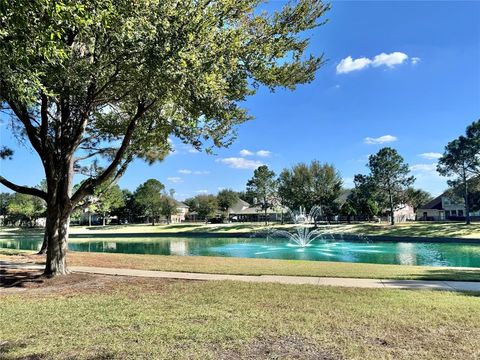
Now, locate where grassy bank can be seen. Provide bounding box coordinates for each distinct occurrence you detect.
[3,251,480,281]
[1,273,479,359]
[2,222,480,238]
[69,222,480,238]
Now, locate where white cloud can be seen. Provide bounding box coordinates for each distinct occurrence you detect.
[411,57,421,65]
[364,135,397,145]
[256,150,271,157]
[372,52,408,68]
[178,169,209,175]
[419,152,442,160]
[216,157,264,170]
[196,190,208,194]
[240,149,254,156]
[336,56,372,74]
[410,163,437,173]
[167,177,183,183]
[188,148,199,154]
[337,51,411,74]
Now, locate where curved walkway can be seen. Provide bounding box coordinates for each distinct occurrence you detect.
[3,262,478,292]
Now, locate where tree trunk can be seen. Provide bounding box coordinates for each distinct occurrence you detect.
[264,208,268,225]
[152,215,155,226]
[37,231,48,255]
[44,203,71,276]
[389,193,395,226]
[463,170,471,225]
[88,212,92,227]
[102,212,106,226]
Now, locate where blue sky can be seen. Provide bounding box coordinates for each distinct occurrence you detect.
[1,1,479,199]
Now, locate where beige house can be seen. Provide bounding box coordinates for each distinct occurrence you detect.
[171,200,189,223]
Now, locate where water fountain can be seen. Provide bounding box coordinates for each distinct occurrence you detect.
[268,205,332,247]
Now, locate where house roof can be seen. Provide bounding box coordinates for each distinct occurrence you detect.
[228,198,250,213]
[418,195,443,210]
[174,200,189,208]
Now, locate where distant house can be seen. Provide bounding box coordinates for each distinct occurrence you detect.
[171,200,189,223]
[229,199,286,222]
[77,199,189,225]
[391,204,416,223]
[416,193,480,221]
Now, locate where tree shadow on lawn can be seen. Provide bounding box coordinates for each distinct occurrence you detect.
[0,268,44,288]
[354,223,480,238]
[418,268,480,282]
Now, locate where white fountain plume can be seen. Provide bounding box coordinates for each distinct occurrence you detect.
[268,206,327,247]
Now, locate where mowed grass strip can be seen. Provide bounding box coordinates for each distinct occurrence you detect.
[65,222,480,238]
[1,273,479,359]
[2,251,478,281]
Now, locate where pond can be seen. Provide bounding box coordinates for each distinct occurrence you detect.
[1,233,480,267]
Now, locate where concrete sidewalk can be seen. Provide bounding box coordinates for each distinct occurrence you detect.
[2,261,479,292]
[71,265,480,292]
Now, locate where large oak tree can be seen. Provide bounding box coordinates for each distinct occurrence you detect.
[0,0,328,275]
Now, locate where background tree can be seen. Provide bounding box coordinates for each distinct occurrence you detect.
[183,197,200,215]
[405,188,432,213]
[278,161,343,221]
[159,190,179,224]
[347,175,381,221]
[235,191,255,205]
[196,195,219,221]
[367,148,415,225]
[111,189,144,224]
[0,193,12,226]
[246,165,278,225]
[217,189,239,221]
[134,179,165,226]
[340,200,357,224]
[438,120,480,224]
[0,0,328,275]
[95,184,125,226]
[6,193,45,227]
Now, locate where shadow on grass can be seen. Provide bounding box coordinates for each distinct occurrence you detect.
[417,268,480,282]
[353,222,480,238]
[0,269,44,288]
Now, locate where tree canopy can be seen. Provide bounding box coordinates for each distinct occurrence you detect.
[366,147,414,225]
[278,160,343,216]
[134,179,165,225]
[0,0,328,275]
[246,165,278,223]
[438,120,480,224]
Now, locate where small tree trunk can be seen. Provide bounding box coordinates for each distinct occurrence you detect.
[37,231,48,255]
[88,212,92,227]
[102,212,106,226]
[389,193,395,226]
[264,208,268,225]
[463,170,471,225]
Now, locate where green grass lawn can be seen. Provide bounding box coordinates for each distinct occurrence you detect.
[1,274,479,359]
[2,221,480,238]
[2,251,479,281]
[63,221,480,238]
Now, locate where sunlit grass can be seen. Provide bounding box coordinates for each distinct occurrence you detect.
[1,277,479,359]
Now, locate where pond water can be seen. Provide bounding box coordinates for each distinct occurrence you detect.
[1,233,479,267]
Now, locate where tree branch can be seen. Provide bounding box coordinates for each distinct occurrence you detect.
[0,176,48,200]
[71,101,154,205]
